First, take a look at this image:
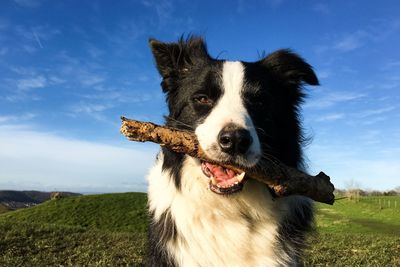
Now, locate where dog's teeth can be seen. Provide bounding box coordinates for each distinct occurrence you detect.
[211,176,218,185]
[237,172,245,182]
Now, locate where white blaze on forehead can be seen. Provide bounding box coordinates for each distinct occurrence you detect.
[195,61,261,165]
[222,61,246,106]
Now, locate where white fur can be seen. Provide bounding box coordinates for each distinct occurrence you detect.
[195,61,261,166]
[147,155,293,267]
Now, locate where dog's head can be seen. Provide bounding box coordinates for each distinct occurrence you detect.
[150,36,318,194]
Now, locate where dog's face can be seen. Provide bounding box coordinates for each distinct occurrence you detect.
[150,37,318,194]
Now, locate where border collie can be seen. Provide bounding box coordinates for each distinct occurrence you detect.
[146,36,319,267]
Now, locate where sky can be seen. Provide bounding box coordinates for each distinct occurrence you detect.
[0,0,399,193]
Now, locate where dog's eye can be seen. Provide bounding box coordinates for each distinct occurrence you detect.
[193,95,213,105]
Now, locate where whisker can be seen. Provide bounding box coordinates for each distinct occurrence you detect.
[164,116,195,130]
[247,126,273,139]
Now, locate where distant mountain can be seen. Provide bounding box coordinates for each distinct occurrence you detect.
[0,190,80,211]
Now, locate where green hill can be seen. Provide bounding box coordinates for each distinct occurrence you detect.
[0,193,399,266]
[0,192,147,233]
[0,203,10,214]
[0,192,148,266]
[0,190,81,211]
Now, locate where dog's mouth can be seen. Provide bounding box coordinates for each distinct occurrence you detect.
[201,161,246,195]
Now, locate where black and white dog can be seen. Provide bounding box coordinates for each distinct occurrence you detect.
[146,36,319,267]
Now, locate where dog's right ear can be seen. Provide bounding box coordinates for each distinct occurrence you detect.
[149,39,181,79]
[149,37,210,92]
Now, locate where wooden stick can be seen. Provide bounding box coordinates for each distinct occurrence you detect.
[120,117,335,204]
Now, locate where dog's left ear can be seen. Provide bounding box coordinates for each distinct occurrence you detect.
[260,49,319,86]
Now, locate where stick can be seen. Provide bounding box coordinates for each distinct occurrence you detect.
[120,117,335,204]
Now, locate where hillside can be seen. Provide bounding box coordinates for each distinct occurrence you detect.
[0,192,147,233]
[0,193,399,266]
[0,192,147,266]
[0,190,80,211]
[0,203,10,214]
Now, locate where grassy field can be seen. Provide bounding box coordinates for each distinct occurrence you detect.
[0,204,10,214]
[0,193,399,266]
[304,196,400,266]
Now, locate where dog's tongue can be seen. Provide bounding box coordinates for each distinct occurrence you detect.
[204,162,237,183]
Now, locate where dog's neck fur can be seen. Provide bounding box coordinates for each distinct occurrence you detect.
[147,153,304,267]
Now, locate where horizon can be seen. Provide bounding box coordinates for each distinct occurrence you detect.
[1,0,399,192]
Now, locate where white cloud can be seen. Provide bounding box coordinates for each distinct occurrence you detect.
[142,0,174,22]
[32,29,43,48]
[48,75,66,85]
[16,75,47,90]
[80,89,160,104]
[0,113,36,123]
[68,102,113,121]
[361,116,388,125]
[79,75,105,86]
[53,52,107,87]
[70,102,111,114]
[356,106,396,118]
[86,44,105,59]
[305,91,365,109]
[382,60,400,70]
[359,130,381,144]
[0,124,158,192]
[334,33,365,52]
[317,70,331,79]
[20,44,37,54]
[317,19,400,54]
[7,24,61,52]
[315,113,345,122]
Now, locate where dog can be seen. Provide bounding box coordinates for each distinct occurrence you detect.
[145,36,319,267]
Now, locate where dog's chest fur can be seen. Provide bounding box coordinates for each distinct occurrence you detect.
[147,155,296,267]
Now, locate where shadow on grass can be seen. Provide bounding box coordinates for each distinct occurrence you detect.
[318,210,400,235]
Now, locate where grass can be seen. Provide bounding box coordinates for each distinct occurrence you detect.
[303,196,400,266]
[0,221,146,266]
[0,204,10,214]
[1,193,399,266]
[0,192,148,233]
[315,196,400,235]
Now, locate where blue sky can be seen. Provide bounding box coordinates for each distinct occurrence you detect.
[0,0,399,193]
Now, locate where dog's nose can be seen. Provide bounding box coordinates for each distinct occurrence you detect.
[218,124,253,155]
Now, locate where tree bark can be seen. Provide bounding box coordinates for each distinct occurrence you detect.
[120,117,335,204]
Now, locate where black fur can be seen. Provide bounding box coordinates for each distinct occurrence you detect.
[146,209,177,267]
[277,198,315,263]
[147,36,319,266]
